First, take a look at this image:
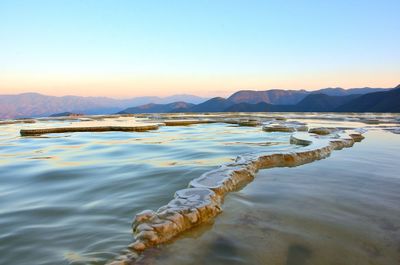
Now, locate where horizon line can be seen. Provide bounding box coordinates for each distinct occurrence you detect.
[0,84,397,99]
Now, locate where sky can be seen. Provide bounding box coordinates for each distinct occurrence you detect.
[0,0,399,98]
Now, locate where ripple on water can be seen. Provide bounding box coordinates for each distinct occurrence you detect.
[0,116,399,265]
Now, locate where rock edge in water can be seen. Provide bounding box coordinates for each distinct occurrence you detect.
[20,124,160,136]
[114,126,364,264]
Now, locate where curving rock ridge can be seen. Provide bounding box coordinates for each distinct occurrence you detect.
[19,118,217,136]
[119,127,365,263]
[20,124,160,136]
[130,188,222,252]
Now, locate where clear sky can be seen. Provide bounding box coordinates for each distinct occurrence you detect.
[0,0,399,98]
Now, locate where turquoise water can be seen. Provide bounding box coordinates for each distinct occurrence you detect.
[0,115,399,265]
[0,121,293,265]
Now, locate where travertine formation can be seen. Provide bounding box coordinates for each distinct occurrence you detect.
[130,188,222,252]
[0,119,36,125]
[308,127,337,135]
[10,114,369,265]
[18,118,218,136]
[20,124,160,136]
[262,121,308,132]
[123,127,365,260]
[161,120,215,126]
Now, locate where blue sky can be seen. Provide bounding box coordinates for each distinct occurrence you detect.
[0,0,399,97]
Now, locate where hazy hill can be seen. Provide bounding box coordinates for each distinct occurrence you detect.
[228,89,308,105]
[118,102,194,114]
[113,86,400,114]
[188,97,235,112]
[50,112,83,117]
[0,93,208,119]
[1,86,397,119]
[313,87,388,96]
[227,87,386,105]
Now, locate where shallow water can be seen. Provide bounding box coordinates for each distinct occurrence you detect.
[0,114,399,265]
[0,121,293,265]
[146,130,400,265]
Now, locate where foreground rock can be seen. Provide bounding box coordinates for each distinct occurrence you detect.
[20,124,160,136]
[108,125,365,264]
[19,118,161,136]
[262,121,308,132]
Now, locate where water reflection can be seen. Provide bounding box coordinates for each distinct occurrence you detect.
[0,114,399,265]
[143,130,400,265]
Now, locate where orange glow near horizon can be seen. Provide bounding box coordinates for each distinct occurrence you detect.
[0,71,398,98]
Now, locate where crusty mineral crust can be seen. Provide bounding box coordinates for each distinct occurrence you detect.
[161,120,216,126]
[20,124,160,136]
[308,127,337,135]
[32,119,364,265]
[126,128,365,256]
[262,121,308,132]
[19,119,219,136]
[0,119,36,125]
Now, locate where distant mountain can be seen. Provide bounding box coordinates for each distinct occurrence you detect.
[0,93,208,119]
[312,87,389,96]
[50,112,83,117]
[227,87,386,105]
[293,94,361,112]
[119,85,399,114]
[1,86,397,119]
[188,97,235,112]
[118,102,194,114]
[156,94,207,104]
[228,89,308,105]
[127,94,208,106]
[225,94,359,112]
[336,86,400,112]
[224,102,278,112]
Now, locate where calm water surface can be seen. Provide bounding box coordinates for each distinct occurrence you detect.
[0,116,399,265]
[148,130,400,265]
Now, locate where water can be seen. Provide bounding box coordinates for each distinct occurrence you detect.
[147,130,400,265]
[0,114,399,265]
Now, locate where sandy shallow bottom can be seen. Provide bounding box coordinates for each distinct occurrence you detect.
[0,113,399,265]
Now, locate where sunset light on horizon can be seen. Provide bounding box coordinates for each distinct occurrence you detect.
[1,0,399,98]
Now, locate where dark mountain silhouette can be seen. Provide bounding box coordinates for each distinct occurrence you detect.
[228,89,308,105]
[118,102,194,114]
[313,87,388,96]
[293,94,361,112]
[1,85,397,118]
[336,86,400,112]
[188,97,235,112]
[225,94,359,112]
[227,87,387,105]
[224,102,280,112]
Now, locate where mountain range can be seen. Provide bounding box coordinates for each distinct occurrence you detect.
[0,93,208,118]
[118,85,399,114]
[0,86,398,118]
